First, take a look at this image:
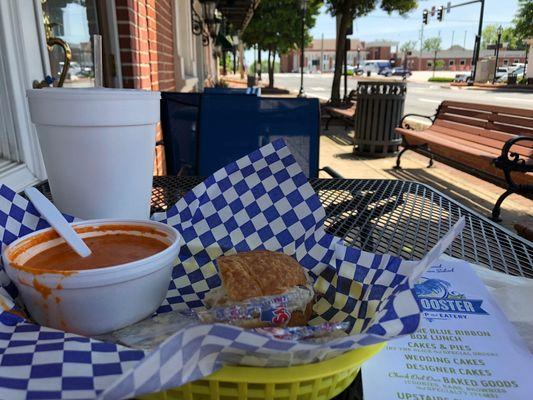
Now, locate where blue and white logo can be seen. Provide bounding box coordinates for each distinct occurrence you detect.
[414,278,488,320]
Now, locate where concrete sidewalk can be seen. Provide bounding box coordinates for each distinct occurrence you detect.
[319,124,532,234]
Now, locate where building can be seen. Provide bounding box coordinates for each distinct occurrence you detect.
[279,38,398,73]
[406,45,527,71]
[0,0,257,189]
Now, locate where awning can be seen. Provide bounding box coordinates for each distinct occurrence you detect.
[217,0,260,32]
[216,34,234,51]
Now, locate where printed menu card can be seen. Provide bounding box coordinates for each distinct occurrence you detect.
[363,257,533,400]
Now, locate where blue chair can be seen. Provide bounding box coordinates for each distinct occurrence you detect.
[198,94,319,177]
[204,87,261,96]
[160,92,200,175]
[160,92,339,178]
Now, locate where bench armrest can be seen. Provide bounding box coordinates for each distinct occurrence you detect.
[399,113,435,130]
[493,136,533,187]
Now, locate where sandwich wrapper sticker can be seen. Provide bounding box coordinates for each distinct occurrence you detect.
[0,139,465,400]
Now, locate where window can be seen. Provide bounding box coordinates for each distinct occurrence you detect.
[513,59,520,63]
[427,61,433,67]
[503,59,509,65]
[449,60,455,66]
[460,59,466,65]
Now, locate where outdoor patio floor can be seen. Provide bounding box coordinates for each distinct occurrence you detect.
[318,123,533,234]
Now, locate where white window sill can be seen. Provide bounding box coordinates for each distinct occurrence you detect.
[0,161,40,192]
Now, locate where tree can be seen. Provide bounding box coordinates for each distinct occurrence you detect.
[513,0,533,46]
[400,40,417,56]
[423,37,441,77]
[434,60,445,70]
[481,24,524,51]
[325,0,417,104]
[242,0,321,88]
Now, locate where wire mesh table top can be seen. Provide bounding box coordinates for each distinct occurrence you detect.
[34,176,533,277]
[148,176,533,278]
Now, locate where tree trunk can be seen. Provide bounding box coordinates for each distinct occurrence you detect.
[331,11,351,105]
[258,48,262,81]
[433,50,437,77]
[267,50,272,87]
[268,50,276,88]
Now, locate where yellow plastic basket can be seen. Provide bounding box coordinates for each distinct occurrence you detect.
[141,342,385,400]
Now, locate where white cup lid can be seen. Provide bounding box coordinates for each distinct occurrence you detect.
[27,87,161,101]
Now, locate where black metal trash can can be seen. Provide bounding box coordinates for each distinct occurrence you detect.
[353,81,406,156]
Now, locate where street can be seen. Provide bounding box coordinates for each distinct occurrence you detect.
[269,73,533,116]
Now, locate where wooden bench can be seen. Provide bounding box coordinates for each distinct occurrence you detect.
[395,100,533,221]
[322,90,357,130]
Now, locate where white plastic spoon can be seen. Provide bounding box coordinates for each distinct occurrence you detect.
[25,187,92,258]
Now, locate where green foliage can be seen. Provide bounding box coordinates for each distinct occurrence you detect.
[400,40,417,55]
[434,60,445,70]
[242,0,322,54]
[423,37,442,52]
[481,24,524,50]
[325,0,417,19]
[218,53,233,68]
[249,60,280,74]
[513,0,533,45]
[428,77,454,82]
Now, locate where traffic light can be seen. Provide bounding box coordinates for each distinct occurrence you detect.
[437,6,444,22]
[423,9,428,25]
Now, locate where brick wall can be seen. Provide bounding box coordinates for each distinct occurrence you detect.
[115,0,177,175]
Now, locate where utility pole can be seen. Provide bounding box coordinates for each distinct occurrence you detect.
[471,0,485,84]
[423,1,485,84]
[297,0,307,97]
[492,25,502,84]
[419,23,424,70]
[320,33,324,72]
[463,30,467,48]
[451,30,455,47]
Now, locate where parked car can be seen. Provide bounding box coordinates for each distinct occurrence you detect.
[364,60,394,76]
[347,65,364,75]
[494,67,508,81]
[391,67,412,77]
[378,67,393,77]
[497,66,525,83]
[454,72,473,83]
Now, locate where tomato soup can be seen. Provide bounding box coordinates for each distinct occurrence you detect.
[11,224,169,272]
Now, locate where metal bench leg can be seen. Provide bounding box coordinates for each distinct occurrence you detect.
[394,146,410,169]
[492,189,514,222]
[325,115,334,131]
[426,145,434,168]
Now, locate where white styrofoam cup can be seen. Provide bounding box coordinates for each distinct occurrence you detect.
[27,88,161,220]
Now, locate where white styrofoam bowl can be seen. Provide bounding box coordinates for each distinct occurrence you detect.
[2,219,181,336]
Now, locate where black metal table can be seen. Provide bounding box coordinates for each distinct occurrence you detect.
[146,176,532,278]
[34,176,533,400]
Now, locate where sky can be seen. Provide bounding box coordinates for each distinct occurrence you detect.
[312,0,519,50]
[245,0,520,63]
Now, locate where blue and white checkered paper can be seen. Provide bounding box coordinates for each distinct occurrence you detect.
[0,139,465,399]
